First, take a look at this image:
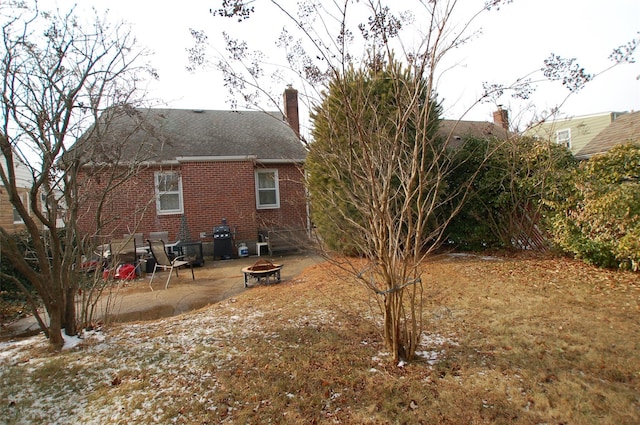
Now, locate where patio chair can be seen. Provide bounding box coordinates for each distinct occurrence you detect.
[106,237,139,280]
[149,231,180,258]
[147,239,195,290]
[149,231,169,243]
[109,237,138,267]
[124,233,144,248]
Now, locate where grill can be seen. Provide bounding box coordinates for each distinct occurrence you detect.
[213,219,234,260]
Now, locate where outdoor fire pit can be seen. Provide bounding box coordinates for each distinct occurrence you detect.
[241,259,283,287]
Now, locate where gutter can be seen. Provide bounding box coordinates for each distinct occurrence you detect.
[176,155,257,163]
[255,158,304,164]
[176,155,303,164]
[82,155,304,167]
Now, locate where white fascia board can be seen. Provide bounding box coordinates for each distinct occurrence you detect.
[255,158,304,164]
[176,155,258,163]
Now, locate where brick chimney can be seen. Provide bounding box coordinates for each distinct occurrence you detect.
[493,105,509,131]
[283,85,300,138]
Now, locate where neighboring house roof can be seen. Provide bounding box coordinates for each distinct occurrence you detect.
[76,108,306,165]
[438,119,510,151]
[439,119,509,141]
[574,111,640,159]
[523,111,627,155]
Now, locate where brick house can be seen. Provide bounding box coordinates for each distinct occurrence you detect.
[75,87,307,256]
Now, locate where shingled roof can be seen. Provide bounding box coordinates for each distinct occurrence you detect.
[439,119,509,141]
[79,108,307,164]
[574,111,640,159]
[437,119,510,150]
[76,104,512,165]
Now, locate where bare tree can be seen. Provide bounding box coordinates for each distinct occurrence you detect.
[190,0,512,363]
[0,1,156,349]
[196,0,638,363]
[307,61,467,363]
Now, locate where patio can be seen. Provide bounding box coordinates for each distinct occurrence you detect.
[1,253,323,339]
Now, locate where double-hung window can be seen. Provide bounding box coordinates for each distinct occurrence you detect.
[13,192,28,224]
[155,171,183,215]
[255,169,280,209]
[556,128,571,149]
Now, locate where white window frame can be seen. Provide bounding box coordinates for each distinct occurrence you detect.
[556,128,571,149]
[13,192,29,224]
[255,169,280,209]
[40,192,48,214]
[155,171,184,215]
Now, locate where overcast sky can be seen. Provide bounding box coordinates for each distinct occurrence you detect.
[56,0,639,131]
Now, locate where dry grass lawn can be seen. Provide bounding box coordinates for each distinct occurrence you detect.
[1,252,639,424]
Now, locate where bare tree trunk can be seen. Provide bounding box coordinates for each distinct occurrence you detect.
[0,3,154,349]
[384,292,404,363]
[47,302,65,349]
[63,286,77,336]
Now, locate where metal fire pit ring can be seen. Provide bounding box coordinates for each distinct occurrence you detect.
[241,259,283,287]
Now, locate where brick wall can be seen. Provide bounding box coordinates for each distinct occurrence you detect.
[76,166,158,240]
[255,163,307,231]
[181,161,258,242]
[77,160,307,253]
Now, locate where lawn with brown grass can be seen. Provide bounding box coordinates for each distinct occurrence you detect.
[1,252,639,424]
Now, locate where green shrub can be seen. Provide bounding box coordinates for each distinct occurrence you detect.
[307,62,442,255]
[549,143,640,270]
[446,137,576,251]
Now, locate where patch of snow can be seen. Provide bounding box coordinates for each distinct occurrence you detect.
[0,334,47,365]
[62,333,82,350]
[416,333,459,365]
[447,253,498,261]
[421,333,459,347]
[371,351,391,364]
[415,350,443,365]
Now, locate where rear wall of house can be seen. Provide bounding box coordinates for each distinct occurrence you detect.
[77,161,307,254]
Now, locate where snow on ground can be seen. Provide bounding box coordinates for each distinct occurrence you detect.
[0,298,457,424]
[446,252,498,261]
[0,337,46,363]
[0,304,268,424]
